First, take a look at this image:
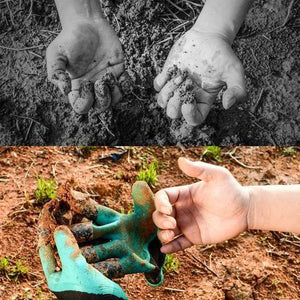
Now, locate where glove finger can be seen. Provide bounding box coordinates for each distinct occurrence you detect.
[68,80,95,114]
[166,89,182,119]
[223,86,247,110]
[81,240,122,264]
[132,181,155,218]
[70,221,119,243]
[54,225,86,269]
[46,42,71,96]
[157,74,185,109]
[93,259,125,279]
[39,245,57,279]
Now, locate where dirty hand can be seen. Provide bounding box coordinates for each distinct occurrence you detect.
[154,29,247,126]
[46,16,125,114]
[39,226,127,300]
[153,158,250,253]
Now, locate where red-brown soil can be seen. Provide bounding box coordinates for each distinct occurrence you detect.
[0,146,299,299]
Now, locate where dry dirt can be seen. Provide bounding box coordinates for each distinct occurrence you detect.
[0,146,299,299]
[0,0,299,145]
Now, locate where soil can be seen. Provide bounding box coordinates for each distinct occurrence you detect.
[0,146,300,299]
[0,0,299,145]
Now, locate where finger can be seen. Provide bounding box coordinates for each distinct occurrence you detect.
[70,221,119,243]
[223,86,247,110]
[154,68,172,92]
[152,211,176,230]
[166,89,182,119]
[81,240,121,263]
[54,225,85,269]
[178,157,228,182]
[157,228,181,244]
[68,80,95,114]
[118,71,132,95]
[223,64,247,110]
[46,43,71,96]
[154,190,173,215]
[157,74,185,109]
[111,85,122,105]
[94,78,112,112]
[39,245,57,278]
[160,235,193,254]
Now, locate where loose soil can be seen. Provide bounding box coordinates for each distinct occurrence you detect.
[0,0,299,145]
[0,146,300,299]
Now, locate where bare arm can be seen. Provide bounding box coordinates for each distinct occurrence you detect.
[247,185,300,234]
[195,0,254,44]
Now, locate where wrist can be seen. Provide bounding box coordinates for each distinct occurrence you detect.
[55,0,105,28]
[245,186,256,231]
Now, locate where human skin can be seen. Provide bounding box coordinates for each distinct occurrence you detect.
[154,0,254,126]
[153,158,300,254]
[47,0,125,113]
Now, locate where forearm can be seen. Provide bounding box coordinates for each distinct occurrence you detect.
[194,0,254,44]
[246,185,300,234]
[54,0,104,28]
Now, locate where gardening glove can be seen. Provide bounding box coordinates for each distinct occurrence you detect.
[69,181,165,286]
[39,225,128,300]
[46,9,130,114]
[154,29,247,126]
[152,158,250,254]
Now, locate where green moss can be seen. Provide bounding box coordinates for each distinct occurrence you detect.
[163,254,180,273]
[35,175,57,204]
[202,146,222,162]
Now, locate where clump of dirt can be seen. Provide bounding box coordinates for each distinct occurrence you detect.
[37,181,97,249]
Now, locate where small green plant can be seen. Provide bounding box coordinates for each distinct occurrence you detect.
[0,257,9,273]
[35,175,57,204]
[202,146,222,162]
[163,254,180,273]
[0,257,29,282]
[282,147,296,157]
[137,158,159,188]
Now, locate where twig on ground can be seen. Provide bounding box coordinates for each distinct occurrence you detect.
[225,148,261,170]
[250,88,264,114]
[164,287,185,292]
[5,0,15,26]
[25,161,34,179]
[190,253,218,277]
[0,44,45,51]
[11,114,48,129]
[25,119,34,141]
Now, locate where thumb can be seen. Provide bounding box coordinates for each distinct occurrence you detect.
[178,157,226,182]
[222,65,247,110]
[46,42,71,96]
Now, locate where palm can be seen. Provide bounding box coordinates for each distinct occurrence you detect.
[56,20,124,88]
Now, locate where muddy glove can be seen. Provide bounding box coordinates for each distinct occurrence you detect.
[47,0,130,114]
[69,181,165,286]
[154,0,252,126]
[39,226,128,300]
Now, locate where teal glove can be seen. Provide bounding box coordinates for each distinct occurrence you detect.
[39,226,128,300]
[69,181,165,286]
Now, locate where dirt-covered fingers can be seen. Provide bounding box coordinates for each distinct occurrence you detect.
[157,73,186,109]
[46,42,71,96]
[181,87,216,126]
[69,80,95,114]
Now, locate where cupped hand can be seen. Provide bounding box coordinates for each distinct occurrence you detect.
[153,158,250,253]
[46,17,125,114]
[154,29,247,126]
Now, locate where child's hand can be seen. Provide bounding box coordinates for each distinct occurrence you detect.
[153,158,250,253]
[154,29,247,126]
[46,18,125,114]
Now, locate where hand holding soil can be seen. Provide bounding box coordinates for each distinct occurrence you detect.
[154,29,247,126]
[46,16,125,114]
